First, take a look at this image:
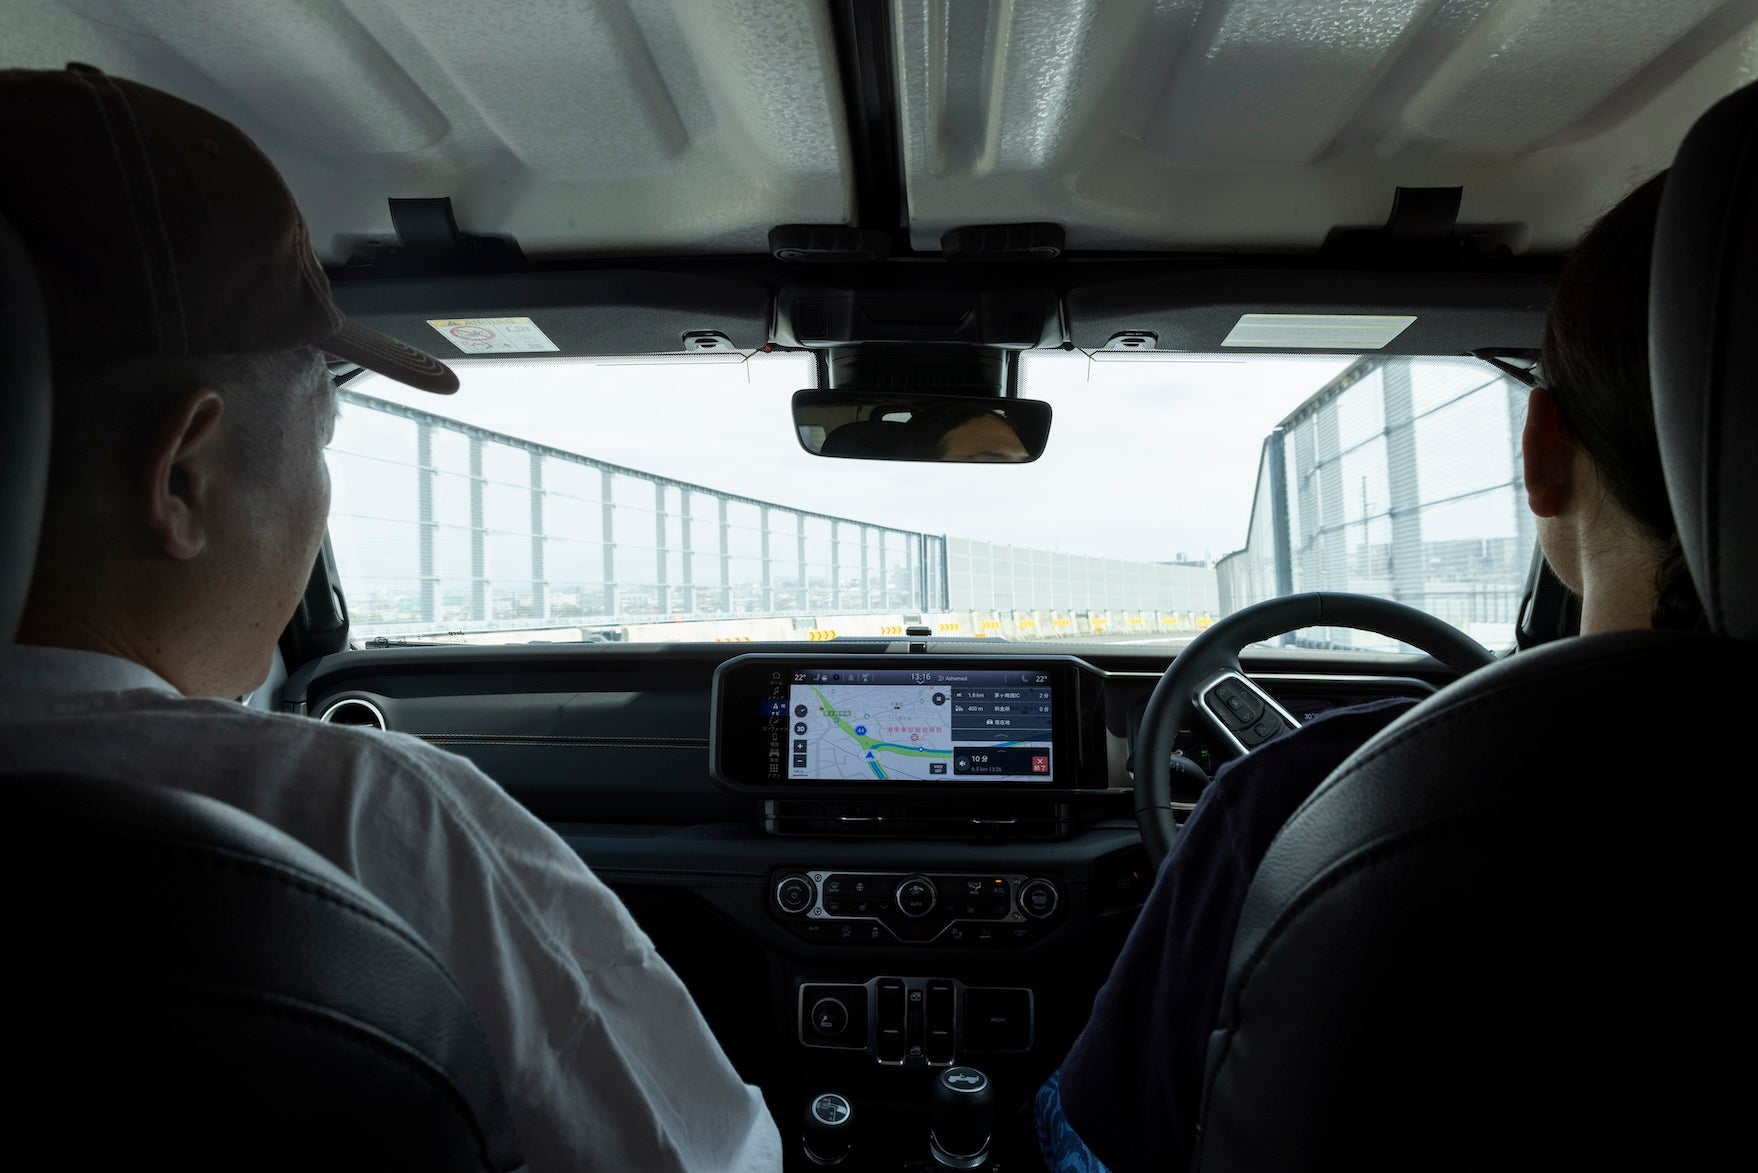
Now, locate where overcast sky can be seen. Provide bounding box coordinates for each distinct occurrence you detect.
[339,349,1358,564]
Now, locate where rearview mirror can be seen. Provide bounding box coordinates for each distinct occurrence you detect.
[793,390,1052,463]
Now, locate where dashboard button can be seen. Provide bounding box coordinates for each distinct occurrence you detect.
[964,988,1032,1052]
[877,980,906,1061]
[926,982,955,1063]
[775,874,815,915]
[1019,879,1059,919]
[810,997,849,1038]
[896,875,938,918]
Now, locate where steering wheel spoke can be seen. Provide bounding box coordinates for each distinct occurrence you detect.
[1198,669,1302,757]
[1132,592,1496,869]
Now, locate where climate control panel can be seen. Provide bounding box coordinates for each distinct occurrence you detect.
[771,870,1062,947]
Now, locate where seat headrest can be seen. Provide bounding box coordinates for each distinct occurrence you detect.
[819,418,910,458]
[1650,79,1758,641]
[0,211,52,643]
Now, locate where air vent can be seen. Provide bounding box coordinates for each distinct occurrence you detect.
[764,800,1067,840]
[316,697,387,730]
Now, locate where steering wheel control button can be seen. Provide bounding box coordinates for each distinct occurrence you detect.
[775,874,815,915]
[1208,678,1265,727]
[1234,708,1289,747]
[1019,878,1059,919]
[811,997,850,1038]
[896,875,938,918]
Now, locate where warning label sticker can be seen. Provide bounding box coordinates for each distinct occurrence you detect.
[426,317,560,354]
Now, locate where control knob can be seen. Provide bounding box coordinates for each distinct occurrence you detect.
[775,873,815,915]
[930,1067,994,1170]
[895,874,938,918]
[1019,878,1059,919]
[802,1092,854,1166]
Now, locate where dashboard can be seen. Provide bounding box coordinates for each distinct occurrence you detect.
[282,639,1452,1169]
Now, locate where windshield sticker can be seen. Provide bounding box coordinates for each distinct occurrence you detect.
[427,316,560,354]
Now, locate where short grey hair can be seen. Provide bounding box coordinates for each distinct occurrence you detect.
[49,346,330,479]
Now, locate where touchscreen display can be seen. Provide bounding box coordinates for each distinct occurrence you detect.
[762,667,1054,783]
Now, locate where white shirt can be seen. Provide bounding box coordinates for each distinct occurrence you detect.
[0,644,782,1173]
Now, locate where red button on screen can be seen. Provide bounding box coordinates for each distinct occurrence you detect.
[1031,755,1050,773]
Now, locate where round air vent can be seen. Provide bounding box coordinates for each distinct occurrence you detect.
[316,697,387,730]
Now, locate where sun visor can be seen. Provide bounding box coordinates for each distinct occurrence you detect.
[327,269,773,358]
[1066,270,1552,355]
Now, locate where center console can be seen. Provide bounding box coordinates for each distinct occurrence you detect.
[799,975,1032,1063]
[710,653,1126,1169]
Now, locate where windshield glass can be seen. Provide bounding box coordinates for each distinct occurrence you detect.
[326,350,1530,653]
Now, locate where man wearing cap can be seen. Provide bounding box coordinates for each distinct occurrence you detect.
[0,64,781,1171]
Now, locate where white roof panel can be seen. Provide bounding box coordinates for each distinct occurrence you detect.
[10,0,1756,260]
[893,0,1758,252]
[9,0,854,261]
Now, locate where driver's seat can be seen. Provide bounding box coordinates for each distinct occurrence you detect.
[1193,83,1757,1168]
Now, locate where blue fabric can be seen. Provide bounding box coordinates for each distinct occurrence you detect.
[1049,697,1420,1173]
[1035,1069,1111,1173]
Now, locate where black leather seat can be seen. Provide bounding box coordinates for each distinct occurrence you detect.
[1193,82,1757,1170]
[1,209,525,1170]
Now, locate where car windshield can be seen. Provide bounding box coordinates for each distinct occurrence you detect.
[326,349,1531,654]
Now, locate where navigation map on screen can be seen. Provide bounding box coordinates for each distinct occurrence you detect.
[777,667,1053,782]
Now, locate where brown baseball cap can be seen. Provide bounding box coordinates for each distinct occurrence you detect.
[0,62,457,393]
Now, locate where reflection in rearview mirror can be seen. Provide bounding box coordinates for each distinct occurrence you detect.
[793,390,1052,463]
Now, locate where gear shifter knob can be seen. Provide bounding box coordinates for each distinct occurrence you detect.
[802,1092,854,1166]
[929,1066,994,1169]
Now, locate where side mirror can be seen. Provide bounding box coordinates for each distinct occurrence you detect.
[793,390,1052,463]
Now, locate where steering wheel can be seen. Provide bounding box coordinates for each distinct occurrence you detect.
[1133,592,1497,870]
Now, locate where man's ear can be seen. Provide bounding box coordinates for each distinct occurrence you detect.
[143,389,227,561]
[1521,385,1576,519]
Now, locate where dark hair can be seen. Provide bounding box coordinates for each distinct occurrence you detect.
[1539,171,1705,631]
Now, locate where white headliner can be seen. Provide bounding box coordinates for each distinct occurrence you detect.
[11,0,1757,261]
